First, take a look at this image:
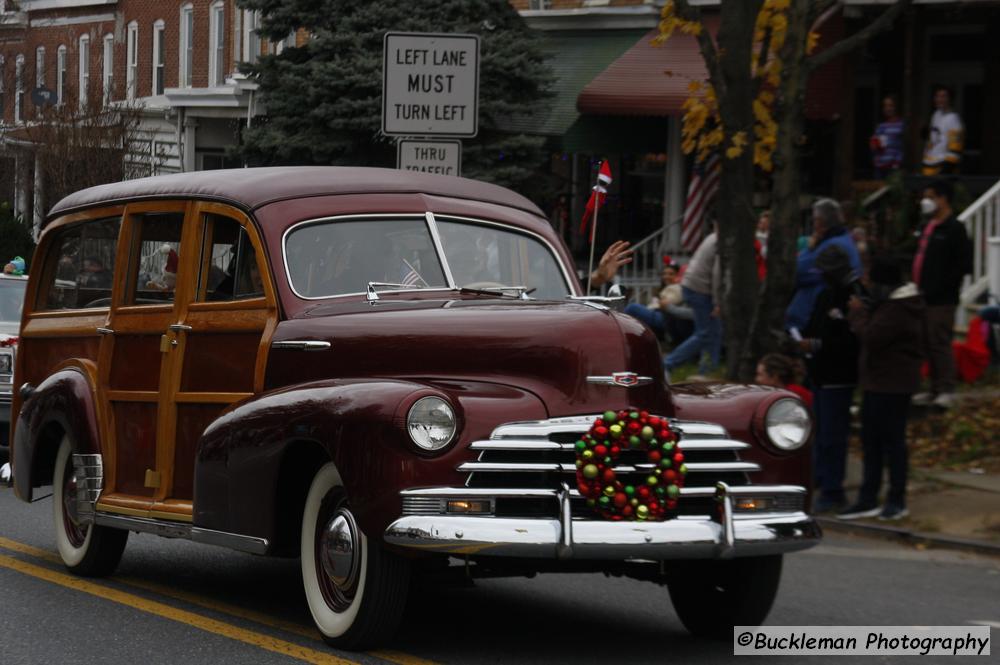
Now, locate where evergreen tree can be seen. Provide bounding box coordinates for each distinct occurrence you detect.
[236,0,553,192]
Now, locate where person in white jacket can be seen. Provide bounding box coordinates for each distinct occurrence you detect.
[665,228,721,377]
[922,86,964,175]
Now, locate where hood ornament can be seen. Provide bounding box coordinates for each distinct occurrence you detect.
[586,372,653,388]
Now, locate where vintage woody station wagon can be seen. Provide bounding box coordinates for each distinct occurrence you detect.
[3,167,819,649]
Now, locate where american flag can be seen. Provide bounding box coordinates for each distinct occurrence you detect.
[681,154,721,253]
[399,259,424,287]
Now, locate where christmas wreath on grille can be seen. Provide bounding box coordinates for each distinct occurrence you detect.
[575,409,685,521]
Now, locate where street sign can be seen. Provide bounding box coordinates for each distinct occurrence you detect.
[31,87,56,107]
[382,32,479,138]
[397,139,462,176]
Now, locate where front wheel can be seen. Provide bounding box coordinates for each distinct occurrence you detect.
[667,555,783,639]
[301,463,410,650]
[52,435,127,576]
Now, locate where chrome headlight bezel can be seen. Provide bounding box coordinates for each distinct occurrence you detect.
[0,348,13,377]
[764,397,812,452]
[406,396,457,452]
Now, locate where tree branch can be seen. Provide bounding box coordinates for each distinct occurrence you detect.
[673,0,725,97]
[806,0,912,71]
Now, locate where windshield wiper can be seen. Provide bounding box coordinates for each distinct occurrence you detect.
[458,285,533,300]
[366,281,427,302]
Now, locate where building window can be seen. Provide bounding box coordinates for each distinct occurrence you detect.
[126,22,138,100]
[180,4,194,88]
[14,54,23,124]
[35,46,45,88]
[209,1,225,86]
[56,45,67,105]
[152,20,165,95]
[242,10,260,64]
[103,34,114,103]
[78,34,90,110]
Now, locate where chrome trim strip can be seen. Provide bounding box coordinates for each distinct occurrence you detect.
[425,211,456,289]
[402,484,806,501]
[677,440,751,451]
[673,422,728,436]
[384,512,821,559]
[458,461,564,473]
[684,462,761,473]
[71,453,103,525]
[585,373,654,388]
[469,440,565,451]
[271,340,331,351]
[92,512,269,555]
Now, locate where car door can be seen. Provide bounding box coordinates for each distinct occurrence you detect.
[161,202,277,509]
[95,201,196,519]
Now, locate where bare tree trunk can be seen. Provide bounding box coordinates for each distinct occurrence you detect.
[714,0,764,379]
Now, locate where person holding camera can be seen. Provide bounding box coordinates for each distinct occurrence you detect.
[839,255,926,521]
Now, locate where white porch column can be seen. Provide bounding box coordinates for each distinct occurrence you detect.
[14,151,29,219]
[989,237,1000,303]
[183,115,198,172]
[663,116,685,252]
[32,150,44,241]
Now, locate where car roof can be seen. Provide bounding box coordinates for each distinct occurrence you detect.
[46,166,545,227]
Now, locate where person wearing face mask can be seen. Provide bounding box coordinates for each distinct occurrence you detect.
[799,245,864,514]
[911,180,973,409]
[839,255,925,521]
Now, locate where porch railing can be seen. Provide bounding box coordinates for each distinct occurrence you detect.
[617,214,685,304]
[958,177,1000,325]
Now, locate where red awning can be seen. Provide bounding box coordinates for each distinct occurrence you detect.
[577,19,843,121]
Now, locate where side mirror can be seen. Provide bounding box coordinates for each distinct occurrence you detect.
[606,284,626,312]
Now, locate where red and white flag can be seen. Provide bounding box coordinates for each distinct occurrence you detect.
[681,153,720,252]
[579,160,613,237]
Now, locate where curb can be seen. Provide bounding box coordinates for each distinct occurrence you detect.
[817,517,1000,559]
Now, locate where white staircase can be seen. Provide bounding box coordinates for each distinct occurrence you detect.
[958,178,1000,325]
[616,215,685,304]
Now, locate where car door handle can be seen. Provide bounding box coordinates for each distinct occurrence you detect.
[168,324,193,332]
[96,327,114,335]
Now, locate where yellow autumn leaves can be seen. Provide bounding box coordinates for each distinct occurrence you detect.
[657,0,818,171]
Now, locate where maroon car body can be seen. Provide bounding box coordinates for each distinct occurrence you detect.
[6,167,819,648]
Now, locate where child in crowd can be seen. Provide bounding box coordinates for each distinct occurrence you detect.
[839,255,926,521]
[755,353,813,408]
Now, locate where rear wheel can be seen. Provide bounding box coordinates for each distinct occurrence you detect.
[667,555,782,639]
[301,463,410,650]
[52,435,127,576]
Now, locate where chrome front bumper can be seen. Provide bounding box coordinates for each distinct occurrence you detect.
[384,483,821,560]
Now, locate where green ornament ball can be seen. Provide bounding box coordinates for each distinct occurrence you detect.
[603,485,615,497]
[667,484,680,498]
[629,436,640,448]
[679,463,688,474]
[586,499,595,507]
[636,505,649,519]
[603,457,612,464]
[646,475,658,486]
[625,485,635,496]
[629,411,639,419]
[598,495,610,506]
[609,424,622,437]
[641,425,654,440]
[575,459,583,469]
[664,440,675,451]
[582,449,594,460]
[656,486,666,496]
[575,440,586,452]
[602,410,617,423]
[630,498,639,507]
[660,458,672,468]
[582,464,599,479]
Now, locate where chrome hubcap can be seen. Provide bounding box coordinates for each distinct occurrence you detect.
[320,510,359,590]
[64,471,81,526]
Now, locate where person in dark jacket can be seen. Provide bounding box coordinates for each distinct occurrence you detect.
[840,255,926,521]
[911,179,972,409]
[800,245,864,513]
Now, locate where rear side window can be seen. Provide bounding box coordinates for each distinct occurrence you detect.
[126,213,184,305]
[37,217,121,310]
[198,214,264,301]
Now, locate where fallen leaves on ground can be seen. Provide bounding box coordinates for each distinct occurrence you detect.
[907,395,1000,472]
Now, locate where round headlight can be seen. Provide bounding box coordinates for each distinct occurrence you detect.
[765,398,812,451]
[406,397,457,452]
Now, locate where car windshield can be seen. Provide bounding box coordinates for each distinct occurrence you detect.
[0,279,26,327]
[284,217,571,300]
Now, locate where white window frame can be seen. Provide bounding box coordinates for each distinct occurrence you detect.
[126,21,138,100]
[179,3,194,88]
[14,54,23,124]
[78,34,90,110]
[102,33,114,103]
[152,20,165,96]
[242,10,260,64]
[209,1,225,86]
[35,46,45,89]
[56,46,66,106]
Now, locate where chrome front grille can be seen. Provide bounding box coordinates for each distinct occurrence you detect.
[461,415,758,519]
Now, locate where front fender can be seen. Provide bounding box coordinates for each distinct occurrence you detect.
[670,382,812,488]
[194,378,545,546]
[13,363,101,501]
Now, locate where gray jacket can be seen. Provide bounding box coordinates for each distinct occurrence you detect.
[681,232,720,302]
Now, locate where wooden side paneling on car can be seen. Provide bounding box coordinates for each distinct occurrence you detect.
[172,403,224,500]
[111,400,158,497]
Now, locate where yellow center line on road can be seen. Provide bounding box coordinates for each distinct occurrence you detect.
[0,536,440,665]
[0,552,359,665]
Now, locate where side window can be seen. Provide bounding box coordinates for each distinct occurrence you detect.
[38,217,121,310]
[198,214,263,302]
[126,213,184,305]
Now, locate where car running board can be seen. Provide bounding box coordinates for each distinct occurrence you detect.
[94,511,269,555]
